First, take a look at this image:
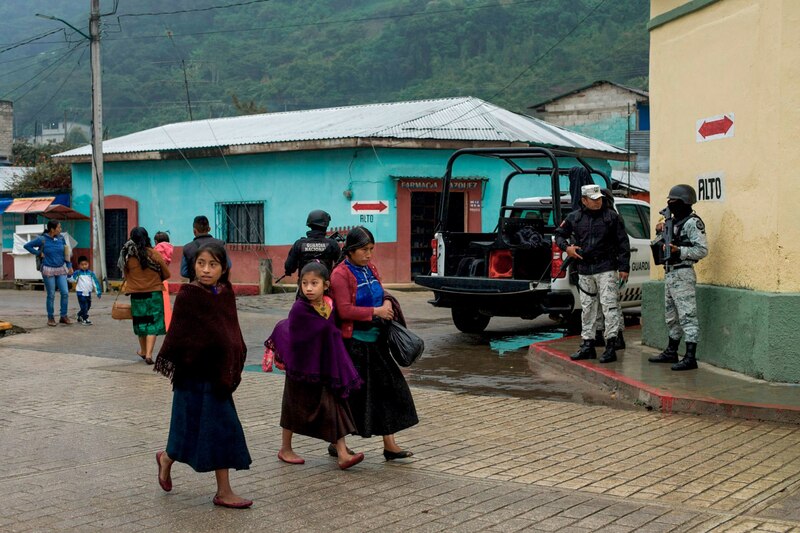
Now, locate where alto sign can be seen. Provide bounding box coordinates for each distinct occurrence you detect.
[696,172,725,202]
[696,113,734,143]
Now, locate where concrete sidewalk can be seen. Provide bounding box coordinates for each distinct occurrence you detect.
[531,329,800,425]
[5,343,800,531]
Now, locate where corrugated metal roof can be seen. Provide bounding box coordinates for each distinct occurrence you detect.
[0,166,33,191]
[528,80,650,110]
[55,96,626,159]
[611,169,650,192]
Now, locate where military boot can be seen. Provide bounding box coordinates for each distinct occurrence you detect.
[614,331,626,350]
[570,339,596,361]
[599,337,617,363]
[649,337,680,363]
[672,342,698,371]
[594,330,605,347]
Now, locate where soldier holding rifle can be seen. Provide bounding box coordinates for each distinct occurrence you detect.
[649,184,708,371]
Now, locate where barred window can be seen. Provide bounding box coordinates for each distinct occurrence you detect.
[215,201,265,244]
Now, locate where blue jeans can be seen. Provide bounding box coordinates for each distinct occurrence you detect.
[43,274,69,319]
[77,294,92,320]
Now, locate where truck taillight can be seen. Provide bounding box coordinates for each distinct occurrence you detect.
[551,240,566,279]
[489,249,513,278]
[430,238,438,273]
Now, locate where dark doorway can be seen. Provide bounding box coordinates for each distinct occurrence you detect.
[105,209,127,279]
[410,192,464,278]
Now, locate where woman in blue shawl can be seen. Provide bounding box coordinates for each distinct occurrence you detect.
[330,227,418,461]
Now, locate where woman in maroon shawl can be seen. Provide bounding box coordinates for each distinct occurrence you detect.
[266,262,365,469]
[153,243,252,509]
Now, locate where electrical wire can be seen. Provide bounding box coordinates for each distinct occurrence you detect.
[351,0,610,146]
[22,47,89,134]
[0,43,86,100]
[116,0,273,19]
[106,0,548,41]
[0,28,64,53]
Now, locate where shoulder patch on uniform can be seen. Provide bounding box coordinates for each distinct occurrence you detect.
[694,219,705,232]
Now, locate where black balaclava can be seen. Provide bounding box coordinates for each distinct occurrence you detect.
[668,199,692,220]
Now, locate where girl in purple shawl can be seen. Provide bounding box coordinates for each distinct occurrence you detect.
[266,262,365,470]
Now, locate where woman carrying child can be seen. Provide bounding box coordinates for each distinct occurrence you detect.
[266,261,365,470]
[153,231,174,330]
[153,243,253,508]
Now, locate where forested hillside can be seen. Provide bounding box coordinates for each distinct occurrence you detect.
[0,0,649,139]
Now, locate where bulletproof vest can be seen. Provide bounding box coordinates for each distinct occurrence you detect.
[297,237,336,271]
[673,214,700,248]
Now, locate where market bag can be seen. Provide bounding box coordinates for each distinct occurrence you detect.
[111,282,132,320]
[386,320,424,367]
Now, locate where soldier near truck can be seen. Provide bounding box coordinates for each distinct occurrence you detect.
[648,184,708,371]
[555,184,631,364]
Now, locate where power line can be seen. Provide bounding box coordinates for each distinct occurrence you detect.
[0,28,64,54]
[0,45,78,66]
[0,43,86,100]
[105,0,547,41]
[23,47,89,131]
[117,0,273,19]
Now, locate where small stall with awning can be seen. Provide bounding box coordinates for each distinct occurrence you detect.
[0,194,87,281]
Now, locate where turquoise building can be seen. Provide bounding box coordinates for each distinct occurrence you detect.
[55,97,627,289]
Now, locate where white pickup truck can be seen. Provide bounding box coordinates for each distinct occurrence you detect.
[514,195,651,329]
[414,147,651,333]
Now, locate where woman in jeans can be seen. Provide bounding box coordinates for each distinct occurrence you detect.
[24,220,73,327]
[119,227,170,364]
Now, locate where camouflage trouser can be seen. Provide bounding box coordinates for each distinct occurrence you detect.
[665,267,699,343]
[578,271,621,341]
[594,293,624,335]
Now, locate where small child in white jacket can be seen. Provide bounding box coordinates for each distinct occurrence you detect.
[70,255,102,325]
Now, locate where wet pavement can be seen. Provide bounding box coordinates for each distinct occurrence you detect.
[0,288,606,405]
[533,331,800,425]
[7,288,800,531]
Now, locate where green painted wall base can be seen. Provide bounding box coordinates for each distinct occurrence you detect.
[642,281,800,383]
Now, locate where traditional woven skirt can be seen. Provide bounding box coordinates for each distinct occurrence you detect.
[131,290,166,336]
[344,338,419,438]
[280,379,357,443]
[166,378,251,472]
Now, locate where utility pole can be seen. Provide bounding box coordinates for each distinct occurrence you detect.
[89,0,107,290]
[36,1,107,289]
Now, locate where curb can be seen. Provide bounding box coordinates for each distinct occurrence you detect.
[530,336,800,425]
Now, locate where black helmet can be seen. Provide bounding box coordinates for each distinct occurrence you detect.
[667,184,697,205]
[306,209,331,229]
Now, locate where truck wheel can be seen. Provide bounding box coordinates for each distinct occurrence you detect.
[451,308,490,333]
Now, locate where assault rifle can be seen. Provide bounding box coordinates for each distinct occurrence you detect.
[650,206,673,265]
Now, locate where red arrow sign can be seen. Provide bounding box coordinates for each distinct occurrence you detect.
[352,201,388,212]
[698,115,733,138]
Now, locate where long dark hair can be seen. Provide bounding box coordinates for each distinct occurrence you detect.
[343,226,374,255]
[300,261,330,282]
[194,242,230,285]
[129,227,151,268]
[298,261,330,302]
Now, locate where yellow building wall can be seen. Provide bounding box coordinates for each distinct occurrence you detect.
[650,0,800,292]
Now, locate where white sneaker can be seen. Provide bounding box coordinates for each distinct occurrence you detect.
[76,316,85,324]
[83,318,93,325]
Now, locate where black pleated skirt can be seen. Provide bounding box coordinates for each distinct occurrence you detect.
[166,378,251,472]
[280,379,357,443]
[344,338,418,438]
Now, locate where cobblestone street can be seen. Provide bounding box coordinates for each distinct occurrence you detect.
[3,290,800,531]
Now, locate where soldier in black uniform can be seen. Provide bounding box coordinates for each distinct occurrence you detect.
[555,185,630,363]
[284,210,342,277]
